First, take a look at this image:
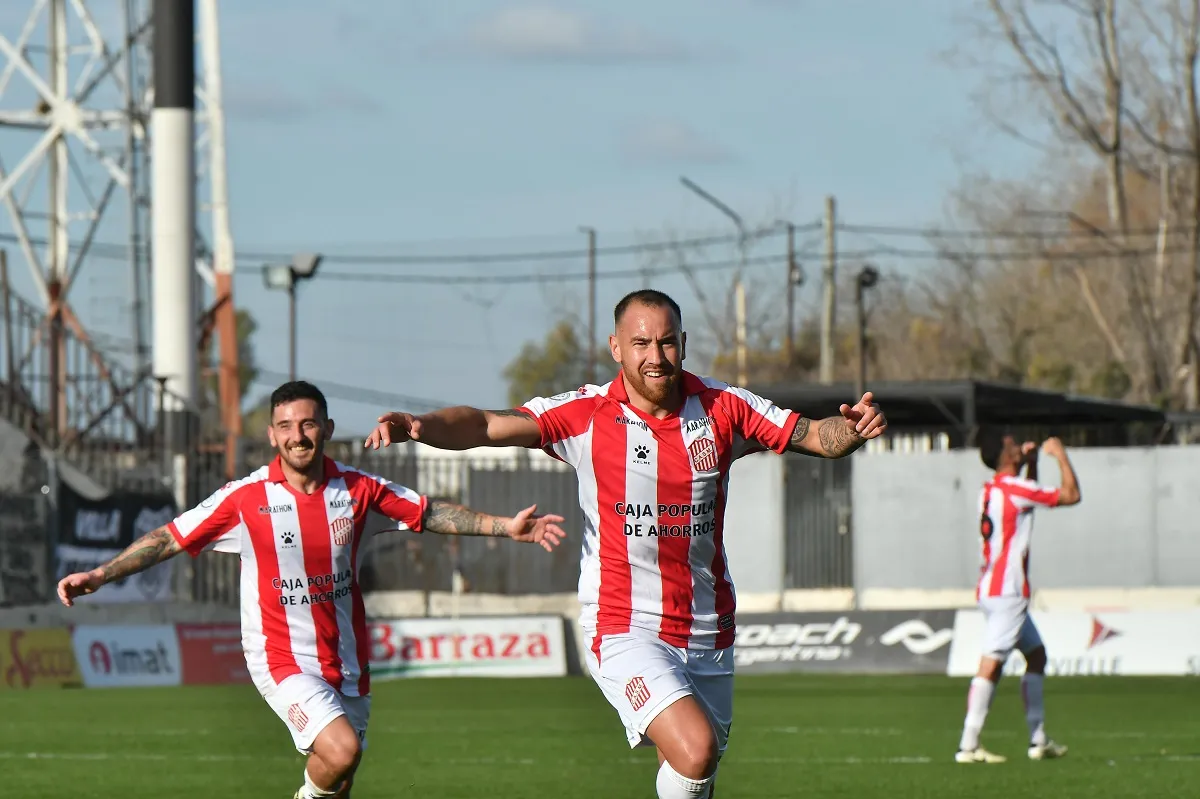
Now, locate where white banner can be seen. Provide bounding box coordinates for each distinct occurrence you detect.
[54,544,174,604]
[947,609,1200,677]
[71,624,183,687]
[369,616,567,679]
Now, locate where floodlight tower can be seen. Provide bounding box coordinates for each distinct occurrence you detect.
[0,0,241,469]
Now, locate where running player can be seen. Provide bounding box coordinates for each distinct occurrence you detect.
[56,380,566,799]
[956,432,1080,764]
[364,289,888,799]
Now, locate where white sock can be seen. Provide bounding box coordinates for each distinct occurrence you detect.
[656,760,714,799]
[300,769,338,799]
[959,676,996,751]
[1022,672,1047,746]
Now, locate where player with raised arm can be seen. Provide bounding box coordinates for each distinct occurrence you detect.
[956,431,1081,765]
[363,289,887,799]
[56,381,566,799]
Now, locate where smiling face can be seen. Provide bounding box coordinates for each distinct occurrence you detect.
[266,398,333,475]
[610,300,687,410]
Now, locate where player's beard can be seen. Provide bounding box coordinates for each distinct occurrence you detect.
[624,364,679,407]
[279,438,322,475]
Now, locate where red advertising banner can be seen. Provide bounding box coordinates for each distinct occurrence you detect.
[176,623,250,685]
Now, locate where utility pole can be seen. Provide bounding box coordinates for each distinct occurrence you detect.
[820,196,837,384]
[785,222,796,366]
[580,226,597,385]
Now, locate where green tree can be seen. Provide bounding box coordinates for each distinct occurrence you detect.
[502,320,607,407]
[204,308,260,407]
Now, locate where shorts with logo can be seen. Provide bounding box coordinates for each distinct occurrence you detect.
[584,629,734,753]
[979,596,1044,661]
[261,673,371,755]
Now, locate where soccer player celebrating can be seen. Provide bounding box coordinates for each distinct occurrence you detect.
[364,289,888,798]
[56,381,567,799]
[956,432,1080,764]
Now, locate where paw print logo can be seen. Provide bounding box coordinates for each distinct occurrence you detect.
[633,444,650,463]
[280,531,295,546]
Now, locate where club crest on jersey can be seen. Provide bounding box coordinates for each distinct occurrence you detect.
[688,437,718,472]
[625,676,651,711]
[331,517,353,546]
[287,704,309,731]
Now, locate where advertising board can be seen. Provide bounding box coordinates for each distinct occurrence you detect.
[71,624,182,687]
[369,615,567,679]
[0,628,83,689]
[947,609,1200,677]
[176,623,251,685]
[732,610,957,674]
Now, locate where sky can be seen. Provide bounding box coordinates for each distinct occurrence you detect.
[0,0,1041,436]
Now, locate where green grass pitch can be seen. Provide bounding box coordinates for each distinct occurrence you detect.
[1,675,1197,797]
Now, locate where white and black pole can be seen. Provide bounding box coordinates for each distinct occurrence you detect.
[151,0,197,453]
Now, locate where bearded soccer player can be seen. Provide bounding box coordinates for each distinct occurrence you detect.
[56,380,566,799]
[363,289,888,799]
[956,432,1080,764]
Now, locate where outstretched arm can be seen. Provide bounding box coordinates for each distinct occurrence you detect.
[422,500,566,552]
[57,526,182,606]
[785,392,887,458]
[366,407,541,450]
[787,416,866,458]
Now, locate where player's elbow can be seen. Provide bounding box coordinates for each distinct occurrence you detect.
[1058,487,1081,506]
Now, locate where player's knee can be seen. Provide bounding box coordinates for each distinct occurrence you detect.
[1024,646,1047,672]
[670,727,719,780]
[976,657,1003,682]
[316,723,363,777]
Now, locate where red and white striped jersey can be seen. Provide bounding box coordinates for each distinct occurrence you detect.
[976,474,1061,600]
[167,456,426,697]
[518,370,800,652]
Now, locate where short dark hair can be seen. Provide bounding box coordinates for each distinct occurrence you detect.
[270,380,328,420]
[977,426,1007,470]
[613,289,683,327]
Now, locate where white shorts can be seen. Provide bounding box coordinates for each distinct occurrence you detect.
[979,597,1044,661]
[584,630,734,754]
[261,673,371,755]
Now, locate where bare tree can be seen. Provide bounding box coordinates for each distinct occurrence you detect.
[948,0,1200,406]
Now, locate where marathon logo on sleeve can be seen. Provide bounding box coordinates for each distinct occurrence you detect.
[273,569,354,606]
[616,500,717,538]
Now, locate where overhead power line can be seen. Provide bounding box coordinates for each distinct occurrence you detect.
[251,369,448,412]
[238,252,792,285]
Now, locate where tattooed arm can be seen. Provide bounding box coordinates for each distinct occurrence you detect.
[786,416,868,458]
[785,392,887,458]
[421,500,567,551]
[423,500,512,537]
[57,526,183,606]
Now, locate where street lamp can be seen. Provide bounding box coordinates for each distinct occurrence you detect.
[262,252,323,381]
[855,263,879,399]
[679,176,748,385]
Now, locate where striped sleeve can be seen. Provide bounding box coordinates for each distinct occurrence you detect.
[168,480,248,556]
[1005,477,1061,509]
[358,472,427,533]
[717,386,801,456]
[518,389,597,465]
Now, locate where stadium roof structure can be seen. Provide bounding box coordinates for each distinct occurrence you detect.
[746,379,1169,446]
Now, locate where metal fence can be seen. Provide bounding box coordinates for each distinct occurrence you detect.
[180,443,587,607]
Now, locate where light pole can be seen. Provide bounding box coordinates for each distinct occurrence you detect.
[579,226,597,385]
[855,263,879,399]
[262,253,322,381]
[679,176,748,385]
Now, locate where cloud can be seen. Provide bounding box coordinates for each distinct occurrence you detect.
[224,83,382,122]
[619,119,734,165]
[453,5,693,64]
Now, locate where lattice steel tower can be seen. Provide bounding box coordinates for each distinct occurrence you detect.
[0,0,241,471]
